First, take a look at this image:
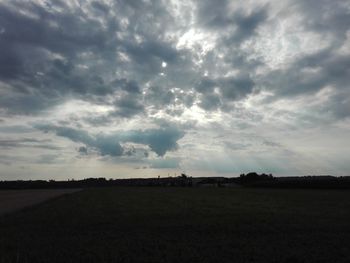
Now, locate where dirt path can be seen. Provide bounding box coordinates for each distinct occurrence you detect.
[0,189,81,216]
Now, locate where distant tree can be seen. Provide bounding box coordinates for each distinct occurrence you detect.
[239,172,274,184]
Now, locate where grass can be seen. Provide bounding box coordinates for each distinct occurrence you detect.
[0,187,350,262]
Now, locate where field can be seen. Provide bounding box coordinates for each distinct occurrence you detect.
[0,189,80,216]
[0,187,349,263]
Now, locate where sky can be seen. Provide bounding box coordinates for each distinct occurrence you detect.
[0,0,349,180]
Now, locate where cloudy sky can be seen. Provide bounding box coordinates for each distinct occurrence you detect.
[0,0,349,180]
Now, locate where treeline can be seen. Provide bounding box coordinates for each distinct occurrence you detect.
[0,175,195,189]
[237,172,350,189]
[238,172,274,184]
[247,175,350,189]
[0,178,110,190]
[0,173,350,189]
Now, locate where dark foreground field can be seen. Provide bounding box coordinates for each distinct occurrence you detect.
[0,189,81,216]
[0,187,349,263]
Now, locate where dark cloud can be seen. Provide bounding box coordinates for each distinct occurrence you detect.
[124,146,136,156]
[253,0,350,123]
[0,138,60,150]
[197,2,268,44]
[78,146,88,155]
[0,154,14,165]
[90,1,109,14]
[0,0,348,119]
[124,40,179,66]
[199,93,221,111]
[34,124,184,157]
[321,91,350,120]
[196,0,230,28]
[195,77,216,94]
[36,154,61,164]
[297,0,350,46]
[0,1,111,114]
[119,127,185,157]
[82,115,112,126]
[262,140,281,148]
[219,74,255,101]
[0,1,109,80]
[112,79,141,94]
[95,135,124,157]
[150,158,180,169]
[263,50,350,101]
[0,0,184,116]
[0,0,261,118]
[224,8,268,44]
[224,142,251,151]
[145,86,175,108]
[224,50,264,72]
[0,93,58,115]
[0,125,34,133]
[113,94,145,118]
[34,124,123,156]
[197,74,255,111]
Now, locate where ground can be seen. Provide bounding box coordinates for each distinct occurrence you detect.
[0,189,80,216]
[0,187,349,263]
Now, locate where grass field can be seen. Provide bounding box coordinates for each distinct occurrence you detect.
[0,187,349,263]
[0,189,80,216]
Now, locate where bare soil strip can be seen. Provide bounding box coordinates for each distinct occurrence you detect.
[0,189,81,216]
